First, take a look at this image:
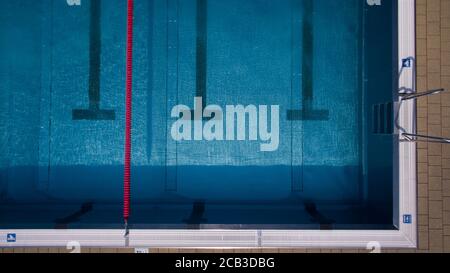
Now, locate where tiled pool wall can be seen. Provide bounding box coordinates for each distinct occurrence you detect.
[0,0,396,229]
[1,0,450,253]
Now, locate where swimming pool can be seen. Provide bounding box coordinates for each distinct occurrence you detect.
[0,0,416,248]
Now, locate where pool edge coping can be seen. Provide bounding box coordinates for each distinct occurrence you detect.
[0,0,417,249]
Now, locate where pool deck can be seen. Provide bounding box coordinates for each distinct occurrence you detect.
[1,0,450,253]
[413,0,450,253]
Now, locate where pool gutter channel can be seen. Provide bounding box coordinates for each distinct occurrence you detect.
[0,0,417,249]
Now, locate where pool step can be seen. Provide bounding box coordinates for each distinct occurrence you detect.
[372,102,394,135]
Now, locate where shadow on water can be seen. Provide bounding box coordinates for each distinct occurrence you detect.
[304,201,335,230]
[183,201,207,229]
[54,202,94,229]
[0,164,393,229]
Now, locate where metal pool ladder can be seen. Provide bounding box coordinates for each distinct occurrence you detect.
[394,56,450,144]
[398,88,450,144]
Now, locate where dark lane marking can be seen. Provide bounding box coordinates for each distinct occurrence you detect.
[73,0,115,121]
[196,0,207,106]
[191,0,210,120]
[287,0,329,121]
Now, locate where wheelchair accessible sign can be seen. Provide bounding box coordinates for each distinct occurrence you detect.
[6,233,16,243]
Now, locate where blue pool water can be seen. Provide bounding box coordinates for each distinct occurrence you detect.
[0,0,397,229]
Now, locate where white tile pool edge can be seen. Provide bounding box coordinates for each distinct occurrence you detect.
[0,0,417,249]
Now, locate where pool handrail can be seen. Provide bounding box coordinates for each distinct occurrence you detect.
[398,88,449,144]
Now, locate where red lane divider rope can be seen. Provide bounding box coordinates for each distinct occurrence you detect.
[124,0,134,228]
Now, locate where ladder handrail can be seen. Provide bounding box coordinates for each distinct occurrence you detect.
[396,57,449,144]
[400,88,446,101]
[402,133,450,144]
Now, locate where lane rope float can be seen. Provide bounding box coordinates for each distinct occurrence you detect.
[124,0,134,237]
